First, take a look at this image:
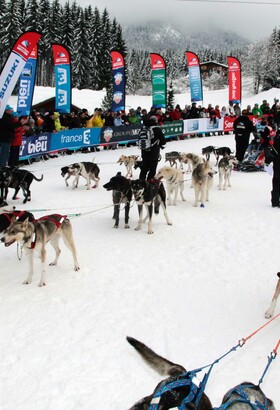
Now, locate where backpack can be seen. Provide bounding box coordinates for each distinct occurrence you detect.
[138,126,157,151]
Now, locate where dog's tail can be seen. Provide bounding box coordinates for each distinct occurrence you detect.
[127,336,186,377]
[33,174,44,181]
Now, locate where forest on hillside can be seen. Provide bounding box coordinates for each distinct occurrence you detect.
[0,0,279,95]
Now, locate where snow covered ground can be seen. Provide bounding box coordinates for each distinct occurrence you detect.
[1,87,280,409]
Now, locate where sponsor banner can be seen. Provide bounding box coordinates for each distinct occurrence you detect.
[223,115,258,132]
[0,31,42,118]
[223,116,235,132]
[186,51,203,102]
[183,118,224,134]
[162,121,184,138]
[150,53,166,109]
[52,44,71,114]
[17,46,38,116]
[20,133,51,159]
[100,124,142,144]
[111,50,125,112]
[228,56,241,104]
[50,127,100,151]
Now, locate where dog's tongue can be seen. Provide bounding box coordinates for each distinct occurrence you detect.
[5,239,15,247]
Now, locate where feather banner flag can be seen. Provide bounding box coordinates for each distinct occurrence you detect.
[185,51,203,102]
[228,56,241,104]
[52,44,72,114]
[111,50,125,112]
[150,53,167,108]
[0,31,42,118]
[16,45,38,117]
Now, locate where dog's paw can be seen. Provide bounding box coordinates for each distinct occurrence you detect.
[23,280,31,285]
[49,262,57,266]
[74,266,80,271]
[38,281,46,287]
[200,203,205,208]
[264,309,273,319]
[147,230,154,234]
[124,224,130,229]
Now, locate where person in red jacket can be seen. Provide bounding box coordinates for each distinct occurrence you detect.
[169,104,182,121]
[8,113,29,167]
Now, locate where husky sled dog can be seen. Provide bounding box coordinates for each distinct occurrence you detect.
[1,214,80,286]
[202,145,216,161]
[265,272,280,319]
[165,151,181,168]
[214,146,233,165]
[61,166,80,188]
[0,166,13,199]
[103,172,132,228]
[192,161,217,207]
[3,168,43,203]
[180,152,204,174]
[130,178,172,234]
[117,155,139,178]
[68,161,100,189]
[127,336,275,410]
[156,166,185,205]
[0,209,35,237]
[218,155,238,190]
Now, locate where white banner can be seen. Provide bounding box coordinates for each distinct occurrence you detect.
[0,31,42,118]
[183,118,224,135]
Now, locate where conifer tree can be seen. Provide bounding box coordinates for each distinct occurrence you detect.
[25,0,39,31]
[167,81,175,109]
[0,0,8,67]
[98,8,112,90]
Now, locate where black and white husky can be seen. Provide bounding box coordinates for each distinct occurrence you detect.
[68,161,100,189]
[103,172,132,229]
[127,336,275,409]
[131,179,172,234]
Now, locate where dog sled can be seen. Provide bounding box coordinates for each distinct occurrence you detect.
[237,138,265,172]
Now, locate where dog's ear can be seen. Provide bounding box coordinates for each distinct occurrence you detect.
[116,172,122,176]
[22,217,29,227]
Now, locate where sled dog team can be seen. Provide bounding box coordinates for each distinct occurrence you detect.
[0,146,279,408]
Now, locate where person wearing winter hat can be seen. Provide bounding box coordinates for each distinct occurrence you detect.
[139,115,166,181]
[0,105,20,166]
[252,103,262,117]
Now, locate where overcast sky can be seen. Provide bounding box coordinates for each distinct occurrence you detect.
[62,0,280,40]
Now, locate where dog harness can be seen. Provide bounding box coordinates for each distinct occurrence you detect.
[149,369,209,410]
[26,214,67,249]
[2,210,33,224]
[213,383,270,410]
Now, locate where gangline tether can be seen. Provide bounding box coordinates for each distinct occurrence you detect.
[149,318,279,409]
[23,198,136,219]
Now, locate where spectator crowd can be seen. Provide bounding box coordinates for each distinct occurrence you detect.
[0,97,280,166]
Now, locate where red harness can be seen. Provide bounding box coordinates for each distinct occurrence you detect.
[2,210,34,224]
[28,214,67,249]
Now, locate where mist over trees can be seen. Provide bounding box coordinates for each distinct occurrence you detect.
[0,0,279,95]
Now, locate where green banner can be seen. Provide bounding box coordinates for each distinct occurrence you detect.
[162,120,184,138]
[151,69,166,108]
